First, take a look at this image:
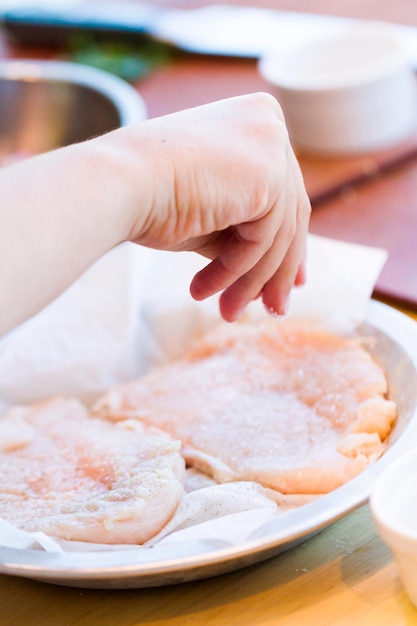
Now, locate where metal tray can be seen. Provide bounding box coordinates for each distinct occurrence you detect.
[0,299,416,589]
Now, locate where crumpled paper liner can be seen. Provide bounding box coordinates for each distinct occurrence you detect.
[0,234,387,553]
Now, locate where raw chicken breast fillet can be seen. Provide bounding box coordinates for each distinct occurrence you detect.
[93,320,397,495]
[0,397,185,544]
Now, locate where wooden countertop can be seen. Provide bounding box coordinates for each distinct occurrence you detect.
[1,501,416,625]
[1,1,417,623]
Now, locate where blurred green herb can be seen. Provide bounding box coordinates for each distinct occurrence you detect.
[67,35,175,82]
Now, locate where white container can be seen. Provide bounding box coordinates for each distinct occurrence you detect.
[259,22,417,155]
[370,447,417,607]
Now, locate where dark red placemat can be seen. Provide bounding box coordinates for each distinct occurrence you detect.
[307,147,417,310]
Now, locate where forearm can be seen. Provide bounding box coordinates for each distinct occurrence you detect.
[0,129,149,336]
[0,94,310,336]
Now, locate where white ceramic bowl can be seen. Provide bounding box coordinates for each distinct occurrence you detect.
[370,447,417,607]
[259,22,417,155]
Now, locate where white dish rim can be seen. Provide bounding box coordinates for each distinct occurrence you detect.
[0,299,415,589]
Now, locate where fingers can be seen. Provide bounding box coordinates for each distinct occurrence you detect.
[294,261,307,287]
[261,211,309,318]
[191,201,309,323]
[218,207,298,321]
[190,148,311,322]
[261,156,311,317]
[189,208,280,302]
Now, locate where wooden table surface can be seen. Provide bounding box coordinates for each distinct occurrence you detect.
[1,497,416,625]
[2,1,417,623]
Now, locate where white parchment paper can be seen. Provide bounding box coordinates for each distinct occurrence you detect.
[0,234,388,552]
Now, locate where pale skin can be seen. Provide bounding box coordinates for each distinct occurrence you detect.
[0,92,311,337]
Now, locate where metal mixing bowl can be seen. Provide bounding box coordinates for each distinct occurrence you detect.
[0,59,147,164]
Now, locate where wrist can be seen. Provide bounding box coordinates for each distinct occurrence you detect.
[83,128,153,246]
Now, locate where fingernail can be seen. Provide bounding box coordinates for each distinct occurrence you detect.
[294,264,306,287]
[227,305,245,323]
[264,294,290,319]
[279,294,291,316]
